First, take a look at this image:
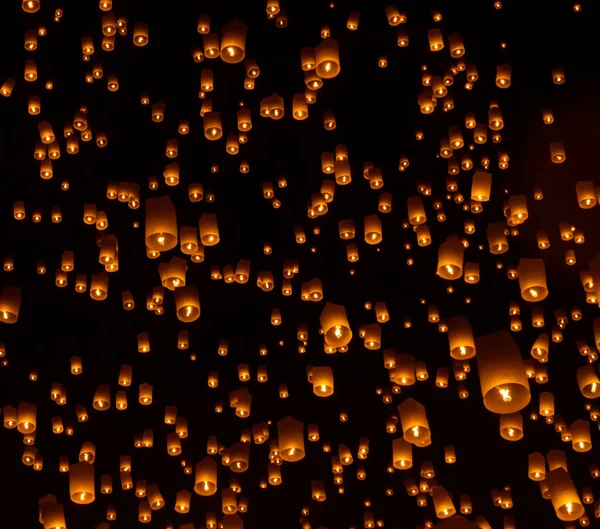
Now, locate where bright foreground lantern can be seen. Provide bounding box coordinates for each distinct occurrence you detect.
[320,302,352,347]
[448,316,476,359]
[475,331,530,414]
[145,195,178,251]
[517,258,548,301]
[437,236,464,279]
[277,417,305,461]
[0,285,21,323]
[546,468,585,521]
[315,38,340,78]
[70,462,95,504]
[174,285,200,322]
[397,398,431,446]
[195,457,217,496]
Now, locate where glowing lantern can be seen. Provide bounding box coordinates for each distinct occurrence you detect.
[448,316,475,359]
[407,196,426,225]
[550,142,566,163]
[496,64,512,87]
[174,285,200,322]
[199,213,220,246]
[577,365,600,398]
[500,412,523,440]
[428,28,444,51]
[437,237,464,279]
[475,331,530,414]
[133,23,149,46]
[145,195,177,251]
[576,181,596,208]
[220,19,247,63]
[546,468,584,521]
[70,463,95,504]
[432,486,456,518]
[315,38,340,78]
[320,303,352,347]
[398,398,431,446]
[0,286,21,323]
[517,258,548,301]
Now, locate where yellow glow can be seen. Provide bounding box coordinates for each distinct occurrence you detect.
[498,387,512,402]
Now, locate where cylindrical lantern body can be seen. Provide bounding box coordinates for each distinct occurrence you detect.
[475,331,530,414]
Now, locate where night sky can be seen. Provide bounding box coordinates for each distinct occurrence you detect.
[1,1,600,528]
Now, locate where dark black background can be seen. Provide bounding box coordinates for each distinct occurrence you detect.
[1,0,600,528]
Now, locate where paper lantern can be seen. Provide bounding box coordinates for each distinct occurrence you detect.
[428,28,444,51]
[364,215,382,244]
[315,38,340,78]
[407,196,426,224]
[517,258,548,301]
[0,286,21,323]
[17,402,36,433]
[90,272,108,301]
[70,463,95,504]
[576,181,596,208]
[577,365,600,398]
[496,64,512,87]
[500,412,523,440]
[448,33,465,57]
[550,141,566,163]
[546,468,584,521]
[437,236,464,279]
[145,195,177,251]
[174,285,200,322]
[475,331,530,414]
[199,213,220,246]
[133,23,149,46]
[571,419,591,452]
[312,366,334,396]
[448,316,475,359]
[220,19,247,63]
[432,486,456,518]
[392,437,413,469]
[320,303,352,347]
[397,398,431,446]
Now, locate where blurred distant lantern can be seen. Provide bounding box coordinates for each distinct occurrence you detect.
[448,33,465,57]
[550,141,566,163]
[428,29,444,51]
[576,181,596,208]
[133,23,149,46]
[432,486,456,518]
[496,64,512,87]
[0,286,21,323]
[22,0,40,13]
[552,66,565,84]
